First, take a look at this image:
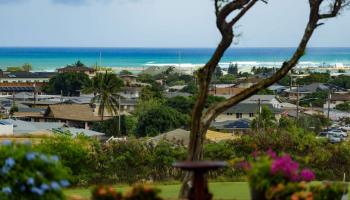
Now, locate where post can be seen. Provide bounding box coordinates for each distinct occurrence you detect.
[118,96,121,133]
[257,98,261,130]
[296,84,299,121]
[327,91,331,129]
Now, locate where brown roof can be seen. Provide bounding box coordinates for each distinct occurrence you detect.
[57,66,95,73]
[209,87,245,96]
[45,104,102,122]
[331,93,350,101]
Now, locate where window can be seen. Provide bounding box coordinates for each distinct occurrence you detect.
[249,113,254,117]
[236,113,242,119]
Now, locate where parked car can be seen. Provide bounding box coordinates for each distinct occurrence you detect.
[316,131,328,139]
[328,129,348,137]
[328,135,342,143]
[340,124,350,131]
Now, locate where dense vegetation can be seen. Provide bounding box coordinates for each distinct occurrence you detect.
[43,72,91,96]
[25,115,344,187]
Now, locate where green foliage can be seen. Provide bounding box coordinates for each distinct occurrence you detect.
[228,63,238,75]
[217,74,235,84]
[180,82,198,94]
[251,106,276,130]
[300,89,329,107]
[83,72,124,120]
[335,102,350,112]
[119,70,133,75]
[204,95,226,108]
[164,73,193,86]
[91,115,138,136]
[297,114,331,133]
[0,141,70,200]
[9,104,18,115]
[136,105,189,137]
[140,83,164,101]
[251,67,276,75]
[278,75,291,86]
[297,73,330,85]
[137,74,156,84]
[214,66,223,77]
[165,96,194,114]
[34,135,92,185]
[6,63,32,72]
[330,75,350,89]
[43,72,91,96]
[257,89,274,95]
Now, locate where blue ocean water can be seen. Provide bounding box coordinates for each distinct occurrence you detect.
[0,47,349,71]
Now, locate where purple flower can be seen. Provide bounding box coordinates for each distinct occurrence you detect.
[5,157,15,168]
[2,187,12,195]
[267,148,277,159]
[50,181,61,190]
[300,168,315,182]
[26,152,37,161]
[59,180,70,187]
[270,154,299,181]
[31,187,44,196]
[27,177,35,185]
[1,140,12,146]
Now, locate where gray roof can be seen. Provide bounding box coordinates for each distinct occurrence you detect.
[149,128,190,145]
[1,71,56,79]
[288,83,329,93]
[165,92,192,98]
[53,127,105,137]
[1,119,64,135]
[242,95,279,104]
[223,103,281,114]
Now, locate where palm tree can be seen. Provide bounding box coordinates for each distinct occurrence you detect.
[83,72,124,121]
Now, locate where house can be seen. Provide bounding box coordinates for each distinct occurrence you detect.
[14,104,104,129]
[119,74,138,86]
[0,71,56,95]
[0,121,13,135]
[118,87,141,99]
[268,84,288,94]
[323,93,350,109]
[242,95,282,109]
[164,92,192,98]
[57,65,96,78]
[235,77,263,89]
[211,119,251,133]
[285,83,329,100]
[2,119,63,135]
[167,85,186,92]
[209,84,245,97]
[215,103,282,122]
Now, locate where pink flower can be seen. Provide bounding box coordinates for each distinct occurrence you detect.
[267,148,277,159]
[270,154,299,181]
[300,169,315,182]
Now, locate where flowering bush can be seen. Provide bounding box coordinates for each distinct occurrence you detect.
[91,184,162,200]
[242,149,347,200]
[0,140,70,200]
[92,185,122,200]
[243,149,315,192]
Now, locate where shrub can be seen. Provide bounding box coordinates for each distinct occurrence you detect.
[0,141,70,200]
[34,134,93,185]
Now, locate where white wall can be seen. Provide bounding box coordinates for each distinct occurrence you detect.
[0,124,13,135]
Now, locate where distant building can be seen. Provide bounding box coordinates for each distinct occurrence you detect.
[209,84,245,97]
[0,71,56,95]
[285,83,329,100]
[323,93,350,109]
[211,119,251,133]
[215,103,282,122]
[57,64,96,78]
[242,95,282,109]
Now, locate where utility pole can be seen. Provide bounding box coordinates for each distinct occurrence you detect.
[257,98,261,130]
[327,91,332,129]
[118,96,121,133]
[296,84,300,121]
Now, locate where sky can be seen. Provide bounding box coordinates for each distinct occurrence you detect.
[0,0,349,47]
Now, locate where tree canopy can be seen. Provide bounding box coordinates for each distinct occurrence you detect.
[43,72,91,96]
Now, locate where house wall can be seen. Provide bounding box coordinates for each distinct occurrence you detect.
[0,124,13,135]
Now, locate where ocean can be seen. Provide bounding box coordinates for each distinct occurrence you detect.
[0,47,349,71]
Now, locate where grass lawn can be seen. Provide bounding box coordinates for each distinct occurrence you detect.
[64,182,250,200]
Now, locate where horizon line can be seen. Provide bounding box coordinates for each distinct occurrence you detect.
[0,46,350,49]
